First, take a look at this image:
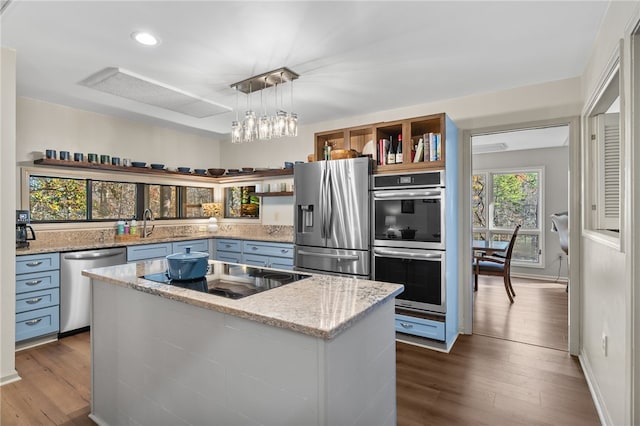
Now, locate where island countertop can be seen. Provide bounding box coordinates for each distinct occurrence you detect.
[82,259,403,340]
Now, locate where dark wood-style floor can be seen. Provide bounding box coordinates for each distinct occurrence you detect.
[2,278,599,425]
[473,276,569,350]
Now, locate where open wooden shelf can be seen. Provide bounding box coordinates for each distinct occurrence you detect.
[252,191,294,197]
[33,159,294,182]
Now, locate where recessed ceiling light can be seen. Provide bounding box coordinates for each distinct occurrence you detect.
[131,31,158,46]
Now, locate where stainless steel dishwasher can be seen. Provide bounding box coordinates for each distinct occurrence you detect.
[60,247,126,335]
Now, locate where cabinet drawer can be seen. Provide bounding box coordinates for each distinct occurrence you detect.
[16,270,60,294]
[216,239,242,253]
[242,254,269,268]
[16,288,60,314]
[395,314,445,341]
[216,252,242,264]
[16,253,60,274]
[243,241,294,258]
[269,258,294,271]
[172,239,209,254]
[127,243,172,262]
[16,306,59,342]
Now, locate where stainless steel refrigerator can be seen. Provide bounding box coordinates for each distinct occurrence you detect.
[294,157,371,278]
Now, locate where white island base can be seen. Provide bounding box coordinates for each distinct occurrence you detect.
[90,279,397,426]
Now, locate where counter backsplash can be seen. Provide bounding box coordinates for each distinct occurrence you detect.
[22,223,294,253]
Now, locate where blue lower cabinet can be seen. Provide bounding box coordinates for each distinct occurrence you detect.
[16,288,59,314]
[16,306,60,342]
[216,252,242,264]
[395,314,445,341]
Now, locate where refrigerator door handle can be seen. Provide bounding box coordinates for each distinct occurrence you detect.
[325,166,333,239]
[298,250,360,261]
[319,166,326,239]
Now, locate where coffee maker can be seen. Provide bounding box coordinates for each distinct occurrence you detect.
[16,210,36,249]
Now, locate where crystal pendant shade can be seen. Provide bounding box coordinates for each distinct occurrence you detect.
[230,67,299,143]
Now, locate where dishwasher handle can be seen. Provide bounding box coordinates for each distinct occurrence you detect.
[63,248,126,260]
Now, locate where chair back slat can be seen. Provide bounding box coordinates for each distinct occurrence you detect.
[504,224,521,267]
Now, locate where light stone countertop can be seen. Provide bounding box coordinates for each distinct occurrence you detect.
[82,259,403,340]
[16,231,293,255]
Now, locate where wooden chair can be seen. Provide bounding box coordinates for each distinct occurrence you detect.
[473,225,521,303]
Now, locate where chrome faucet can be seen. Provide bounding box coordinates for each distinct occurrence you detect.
[142,208,154,238]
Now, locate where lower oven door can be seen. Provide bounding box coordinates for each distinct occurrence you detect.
[372,247,445,314]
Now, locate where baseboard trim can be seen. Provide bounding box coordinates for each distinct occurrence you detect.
[579,352,612,425]
[0,370,21,386]
[395,332,459,353]
[511,272,568,283]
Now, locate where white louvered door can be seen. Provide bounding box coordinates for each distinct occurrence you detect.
[595,112,620,231]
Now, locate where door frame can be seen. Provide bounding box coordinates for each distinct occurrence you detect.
[459,116,581,355]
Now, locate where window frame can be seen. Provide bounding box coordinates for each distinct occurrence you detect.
[581,42,625,251]
[472,166,545,268]
[21,165,217,225]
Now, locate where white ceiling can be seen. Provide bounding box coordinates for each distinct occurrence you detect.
[472,125,569,154]
[0,1,609,139]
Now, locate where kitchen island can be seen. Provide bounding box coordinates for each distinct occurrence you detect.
[83,259,403,426]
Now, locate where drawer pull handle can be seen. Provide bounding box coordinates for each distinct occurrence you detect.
[25,318,42,326]
[281,249,289,253]
[252,246,258,251]
[400,322,413,329]
[26,297,43,305]
[26,280,43,286]
[26,261,43,267]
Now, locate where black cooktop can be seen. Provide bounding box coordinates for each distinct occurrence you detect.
[143,261,310,300]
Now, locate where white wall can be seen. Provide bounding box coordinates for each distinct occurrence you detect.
[16,97,222,170]
[473,146,569,279]
[578,2,640,426]
[1,47,20,385]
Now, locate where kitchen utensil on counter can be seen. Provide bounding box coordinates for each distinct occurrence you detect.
[16,210,36,249]
[150,163,165,170]
[46,149,57,159]
[166,247,209,280]
[131,161,147,168]
[207,168,225,176]
[177,167,191,173]
[330,149,359,160]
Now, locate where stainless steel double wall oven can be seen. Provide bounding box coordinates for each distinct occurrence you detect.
[371,170,446,314]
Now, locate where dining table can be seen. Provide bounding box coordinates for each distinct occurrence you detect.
[472,240,509,256]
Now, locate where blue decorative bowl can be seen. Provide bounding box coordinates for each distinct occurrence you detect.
[150,163,165,170]
[131,161,146,168]
[177,167,191,173]
[194,169,207,175]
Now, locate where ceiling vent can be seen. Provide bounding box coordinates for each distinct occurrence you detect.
[79,67,231,118]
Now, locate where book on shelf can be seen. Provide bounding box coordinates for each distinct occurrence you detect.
[413,138,424,162]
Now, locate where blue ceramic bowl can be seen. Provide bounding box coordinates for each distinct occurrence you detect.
[131,161,146,168]
[194,169,207,175]
[177,167,191,173]
[284,162,294,169]
[150,163,165,170]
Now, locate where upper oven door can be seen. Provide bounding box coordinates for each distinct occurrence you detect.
[372,188,445,250]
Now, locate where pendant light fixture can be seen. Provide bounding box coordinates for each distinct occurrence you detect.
[230,67,299,143]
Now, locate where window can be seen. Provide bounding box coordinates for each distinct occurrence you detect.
[473,169,543,265]
[29,176,87,221]
[91,181,136,220]
[224,186,259,218]
[584,54,622,240]
[27,173,214,222]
